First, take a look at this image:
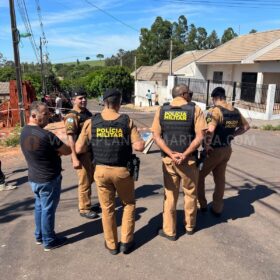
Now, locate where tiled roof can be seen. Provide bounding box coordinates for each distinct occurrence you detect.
[197,29,280,63]
[132,61,169,81]
[154,50,211,73]
[132,50,211,81]
[131,66,156,81]
[255,45,280,61]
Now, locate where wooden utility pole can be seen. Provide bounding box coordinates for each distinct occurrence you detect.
[39,37,47,95]
[169,39,173,75]
[9,0,25,126]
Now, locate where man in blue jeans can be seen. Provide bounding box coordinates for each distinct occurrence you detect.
[20,101,71,251]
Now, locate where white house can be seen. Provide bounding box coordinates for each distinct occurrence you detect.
[133,50,211,106]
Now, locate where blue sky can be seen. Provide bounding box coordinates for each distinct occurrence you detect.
[1,0,280,63]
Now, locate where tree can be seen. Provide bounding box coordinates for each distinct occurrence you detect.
[0,67,16,81]
[186,25,215,50]
[221,27,238,44]
[96,54,104,60]
[196,27,208,49]
[172,15,188,57]
[0,52,7,66]
[86,66,134,102]
[23,72,42,94]
[137,16,173,66]
[186,24,197,51]
[105,49,136,70]
[137,15,192,66]
[249,29,257,34]
[205,30,220,49]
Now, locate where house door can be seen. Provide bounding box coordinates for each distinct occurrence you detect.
[241,72,257,102]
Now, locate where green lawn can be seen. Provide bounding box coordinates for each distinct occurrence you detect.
[62,60,105,66]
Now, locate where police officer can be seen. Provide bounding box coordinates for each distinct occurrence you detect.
[64,89,98,219]
[76,89,145,254]
[197,87,250,216]
[152,84,207,239]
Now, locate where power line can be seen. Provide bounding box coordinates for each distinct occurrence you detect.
[166,0,280,9]
[82,0,139,32]
[34,0,50,63]
[16,0,40,63]
[171,0,280,5]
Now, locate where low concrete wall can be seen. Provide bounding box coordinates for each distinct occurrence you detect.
[135,80,170,106]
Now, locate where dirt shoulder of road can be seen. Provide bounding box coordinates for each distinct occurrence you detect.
[122,103,159,112]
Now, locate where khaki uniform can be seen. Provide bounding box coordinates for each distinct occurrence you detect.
[197,100,249,213]
[64,105,93,214]
[151,97,207,235]
[76,108,142,250]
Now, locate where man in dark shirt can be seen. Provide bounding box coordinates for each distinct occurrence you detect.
[20,101,71,251]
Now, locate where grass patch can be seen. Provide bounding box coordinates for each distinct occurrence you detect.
[62,60,105,67]
[261,124,280,131]
[0,124,22,147]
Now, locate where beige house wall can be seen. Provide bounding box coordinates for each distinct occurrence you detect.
[204,61,280,83]
[263,73,280,84]
[174,62,207,80]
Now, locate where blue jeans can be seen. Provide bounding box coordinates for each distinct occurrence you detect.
[30,175,62,246]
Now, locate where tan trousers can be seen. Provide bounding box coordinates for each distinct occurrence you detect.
[94,165,135,250]
[197,146,232,213]
[76,152,94,213]
[162,157,198,236]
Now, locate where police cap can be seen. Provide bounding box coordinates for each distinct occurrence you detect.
[71,88,87,98]
[103,88,121,101]
[211,87,226,98]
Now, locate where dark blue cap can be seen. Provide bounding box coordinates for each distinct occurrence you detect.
[71,88,87,98]
[211,87,226,98]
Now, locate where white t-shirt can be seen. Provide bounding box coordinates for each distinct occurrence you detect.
[55,96,62,114]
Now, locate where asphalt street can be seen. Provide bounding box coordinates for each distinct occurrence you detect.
[0,101,279,280]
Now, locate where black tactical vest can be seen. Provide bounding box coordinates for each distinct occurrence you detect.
[91,113,132,167]
[69,109,93,135]
[160,103,195,157]
[211,105,241,148]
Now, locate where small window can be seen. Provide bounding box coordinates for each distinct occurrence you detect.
[213,71,223,84]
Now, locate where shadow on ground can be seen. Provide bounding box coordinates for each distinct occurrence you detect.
[59,207,147,244]
[196,184,277,231]
[0,184,78,224]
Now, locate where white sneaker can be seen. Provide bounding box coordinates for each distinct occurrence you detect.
[0,183,17,191]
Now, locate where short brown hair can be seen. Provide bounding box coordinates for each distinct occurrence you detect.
[30,101,47,114]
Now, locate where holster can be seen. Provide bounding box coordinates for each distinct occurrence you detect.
[127,154,140,181]
[195,149,207,171]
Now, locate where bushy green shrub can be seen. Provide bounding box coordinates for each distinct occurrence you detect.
[261,124,280,131]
